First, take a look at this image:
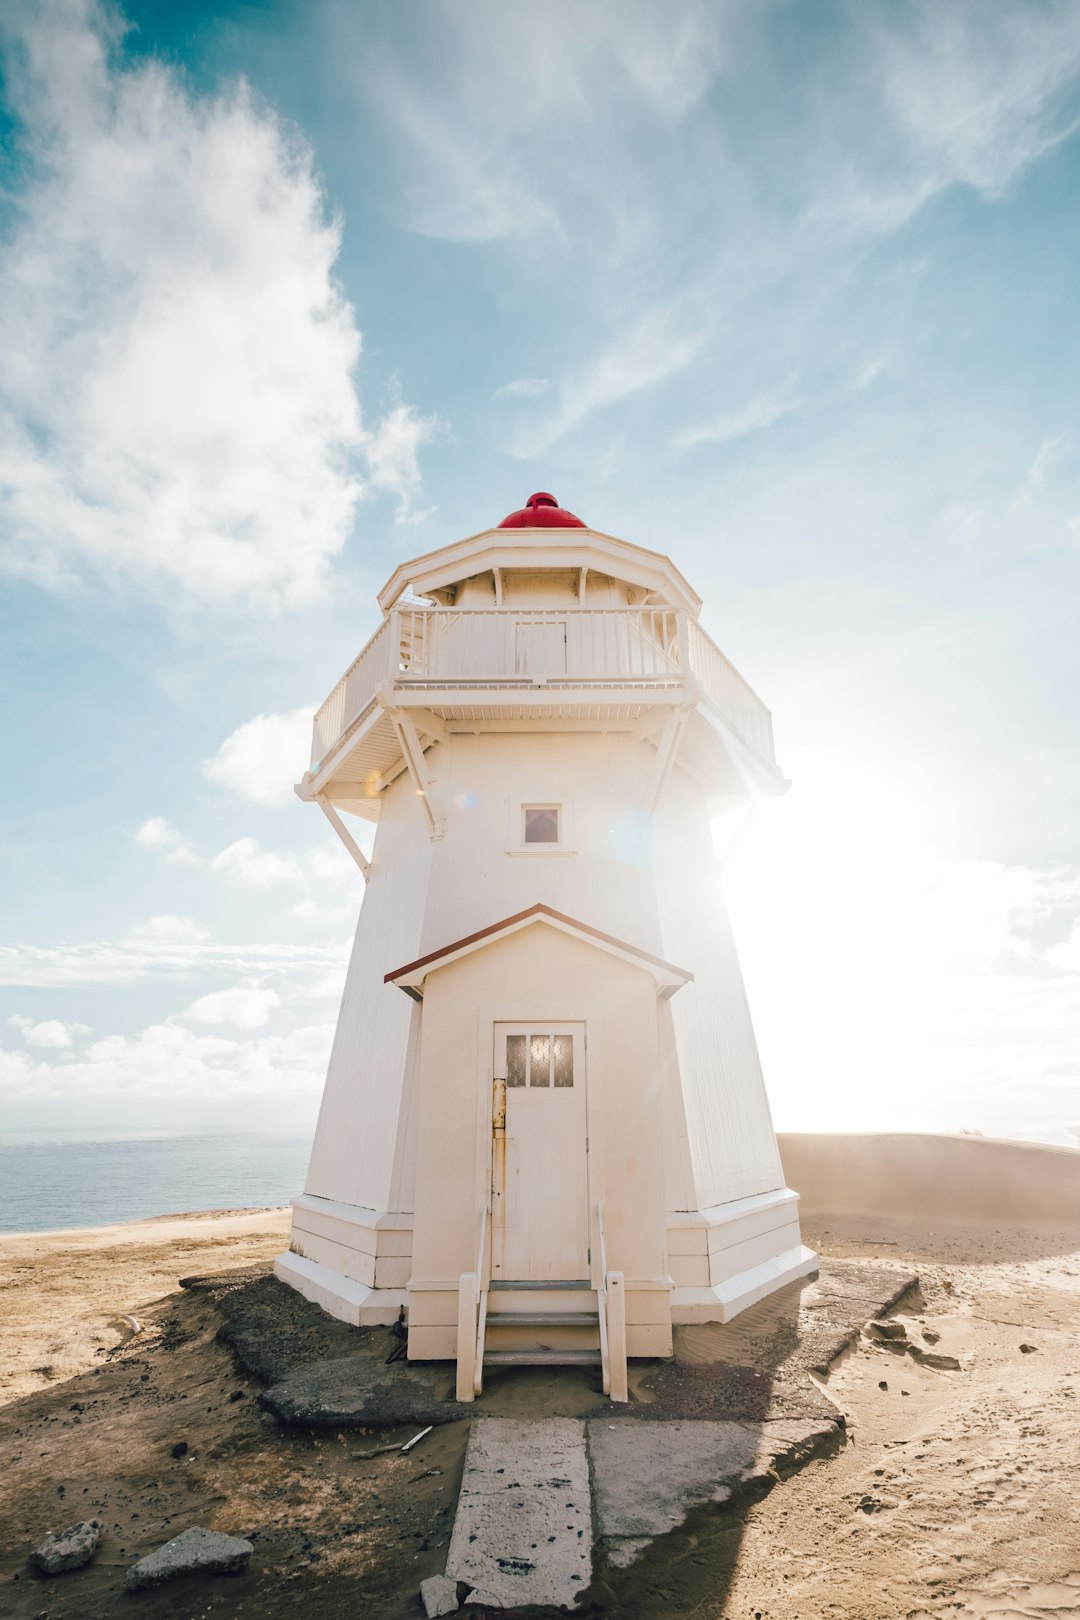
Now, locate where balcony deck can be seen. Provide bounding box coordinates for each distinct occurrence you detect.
[303,607,780,810]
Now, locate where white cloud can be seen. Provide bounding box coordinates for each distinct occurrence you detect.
[0,0,436,608]
[135,819,199,865]
[364,400,442,522]
[1027,434,1067,490]
[210,837,303,886]
[677,375,802,451]
[496,377,552,399]
[0,1019,334,1100]
[307,840,365,883]
[0,932,348,988]
[304,968,348,1001]
[184,984,280,1029]
[130,914,210,943]
[509,308,704,457]
[203,707,315,807]
[360,2,727,244]
[135,816,180,849]
[7,1014,90,1048]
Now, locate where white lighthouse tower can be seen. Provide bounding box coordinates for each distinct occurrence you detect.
[276,492,816,1400]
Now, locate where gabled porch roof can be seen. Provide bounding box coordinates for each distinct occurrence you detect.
[384,902,694,1001]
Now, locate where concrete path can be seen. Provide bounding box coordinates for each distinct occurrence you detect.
[445,1418,593,1608]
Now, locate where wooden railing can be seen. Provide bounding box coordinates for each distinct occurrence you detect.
[455,1204,489,1402]
[594,1202,628,1403]
[310,616,397,768]
[685,618,775,764]
[310,606,775,772]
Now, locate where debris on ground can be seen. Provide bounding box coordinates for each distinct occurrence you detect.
[123,1525,253,1591]
[28,1519,103,1575]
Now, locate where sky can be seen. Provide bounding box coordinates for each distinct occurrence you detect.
[1,0,1079,1145]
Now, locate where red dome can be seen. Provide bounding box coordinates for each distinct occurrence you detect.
[498,492,585,528]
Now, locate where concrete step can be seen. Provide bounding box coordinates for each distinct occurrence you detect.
[483,1349,602,1367]
[489,1278,592,1291]
[487,1311,599,1328]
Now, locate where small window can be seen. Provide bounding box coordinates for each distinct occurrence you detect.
[523,804,560,845]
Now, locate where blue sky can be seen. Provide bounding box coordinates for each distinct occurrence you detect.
[1,0,1079,1142]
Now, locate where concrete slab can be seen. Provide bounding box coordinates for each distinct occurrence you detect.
[445,1418,592,1609]
[588,1416,838,1568]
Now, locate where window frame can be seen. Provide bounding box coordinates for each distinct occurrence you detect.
[506,796,576,856]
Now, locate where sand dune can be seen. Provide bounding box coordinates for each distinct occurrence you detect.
[780,1130,1080,1226]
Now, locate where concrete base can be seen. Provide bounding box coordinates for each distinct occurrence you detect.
[670,1242,819,1323]
[273,1251,407,1327]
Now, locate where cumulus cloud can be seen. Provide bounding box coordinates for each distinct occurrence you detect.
[203,707,315,807]
[135,793,368,899]
[363,400,442,522]
[0,0,437,608]
[184,984,280,1029]
[135,817,179,850]
[8,1014,90,1048]
[210,837,304,887]
[134,818,198,865]
[0,1019,334,1100]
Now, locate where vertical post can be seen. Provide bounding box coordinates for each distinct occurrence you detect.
[606,1271,628,1403]
[456,1272,478,1402]
[676,609,692,681]
[389,608,402,676]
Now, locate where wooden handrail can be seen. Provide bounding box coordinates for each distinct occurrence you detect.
[595,1203,611,1396]
[595,1201,627,1403]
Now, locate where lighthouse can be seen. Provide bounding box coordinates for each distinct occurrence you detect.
[276,493,816,1400]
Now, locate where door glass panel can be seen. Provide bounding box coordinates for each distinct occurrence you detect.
[506,1034,526,1087]
[529,1033,551,1086]
[553,1034,574,1087]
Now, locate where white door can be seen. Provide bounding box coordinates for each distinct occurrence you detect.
[491,1023,588,1281]
[516,619,567,677]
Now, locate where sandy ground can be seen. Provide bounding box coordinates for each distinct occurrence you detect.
[2,1138,1079,1618]
[0,1207,292,1405]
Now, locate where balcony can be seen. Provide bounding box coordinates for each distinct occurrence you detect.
[306,607,779,806]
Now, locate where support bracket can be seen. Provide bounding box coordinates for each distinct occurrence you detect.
[316,794,371,881]
[382,701,446,839]
[643,707,690,819]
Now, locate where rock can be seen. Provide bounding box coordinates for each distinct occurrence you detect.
[259,1358,455,1430]
[123,1526,253,1591]
[866,1319,908,1342]
[910,1347,962,1371]
[463,1589,504,1608]
[420,1572,461,1616]
[922,1326,941,1344]
[170,1440,188,1459]
[28,1519,103,1575]
[1019,1343,1038,1354]
[878,1380,888,1390]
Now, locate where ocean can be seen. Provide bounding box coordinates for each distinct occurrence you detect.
[0,1130,314,1234]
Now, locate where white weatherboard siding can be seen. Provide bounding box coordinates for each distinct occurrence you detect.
[303,778,432,1213]
[653,767,786,1211]
[416,732,665,956]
